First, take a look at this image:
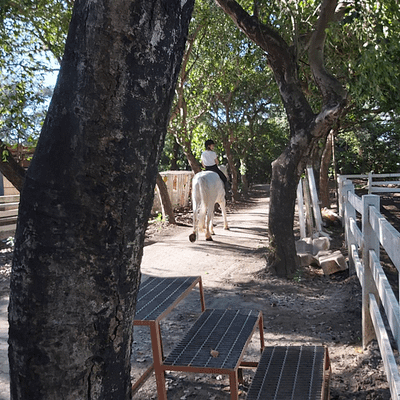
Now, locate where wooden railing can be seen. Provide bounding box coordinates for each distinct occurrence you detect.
[338,173,400,218]
[0,194,19,240]
[339,177,400,399]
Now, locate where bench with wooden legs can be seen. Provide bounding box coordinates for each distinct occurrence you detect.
[158,308,264,400]
[131,276,206,394]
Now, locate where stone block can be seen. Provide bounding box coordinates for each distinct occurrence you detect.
[298,253,319,267]
[295,238,313,254]
[318,250,348,275]
[312,237,330,255]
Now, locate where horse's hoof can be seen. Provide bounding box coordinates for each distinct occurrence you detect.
[206,236,213,241]
[189,233,196,242]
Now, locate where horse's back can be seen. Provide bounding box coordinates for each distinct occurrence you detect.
[193,171,224,206]
[193,170,220,187]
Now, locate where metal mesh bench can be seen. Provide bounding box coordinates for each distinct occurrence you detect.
[159,308,264,400]
[132,276,205,395]
[246,345,331,400]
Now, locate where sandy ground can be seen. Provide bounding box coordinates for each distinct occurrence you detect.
[131,184,392,400]
[0,184,394,399]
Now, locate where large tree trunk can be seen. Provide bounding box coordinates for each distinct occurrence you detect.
[216,0,346,277]
[8,1,194,399]
[269,156,301,276]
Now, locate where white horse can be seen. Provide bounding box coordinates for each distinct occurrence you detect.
[189,170,228,242]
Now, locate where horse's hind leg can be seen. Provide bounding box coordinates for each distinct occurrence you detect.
[205,208,214,241]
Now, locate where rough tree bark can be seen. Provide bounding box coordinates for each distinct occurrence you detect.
[8,0,194,399]
[215,0,347,277]
[156,172,176,224]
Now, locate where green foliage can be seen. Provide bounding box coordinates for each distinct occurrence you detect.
[159,133,191,171]
[2,0,400,184]
[336,118,400,174]
[0,0,73,145]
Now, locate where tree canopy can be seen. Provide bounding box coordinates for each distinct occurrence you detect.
[1,0,399,183]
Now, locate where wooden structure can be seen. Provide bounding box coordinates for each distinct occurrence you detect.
[339,177,400,398]
[0,194,19,240]
[152,171,193,213]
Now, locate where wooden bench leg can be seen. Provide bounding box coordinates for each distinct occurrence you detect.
[229,370,239,400]
[150,322,168,400]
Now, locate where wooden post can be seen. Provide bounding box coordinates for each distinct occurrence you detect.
[297,180,306,239]
[368,171,373,194]
[307,167,323,234]
[337,175,345,220]
[361,194,380,349]
[343,182,355,275]
[302,177,314,237]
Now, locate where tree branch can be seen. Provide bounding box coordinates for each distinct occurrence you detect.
[309,0,347,107]
[0,141,26,192]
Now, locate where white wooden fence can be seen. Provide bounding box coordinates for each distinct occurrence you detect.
[152,171,193,214]
[339,177,400,399]
[338,173,400,218]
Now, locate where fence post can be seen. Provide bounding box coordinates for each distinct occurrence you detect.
[368,171,373,194]
[343,182,355,275]
[302,178,314,236]
[337,175,345,220]
[307,167,323,234]
[297,180,306,239]
[361,194,380,349]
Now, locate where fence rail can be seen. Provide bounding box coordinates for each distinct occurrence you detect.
[339,176,400,399]
[338,173,400,217]
[0,195,19,240]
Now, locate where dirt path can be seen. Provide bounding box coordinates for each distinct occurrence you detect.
[132,185,391,400]
[142,185,269,295]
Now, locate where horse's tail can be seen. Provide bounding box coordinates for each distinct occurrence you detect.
[192,174,208,231]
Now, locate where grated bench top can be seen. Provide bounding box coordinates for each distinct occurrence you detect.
[134,276,201,322]
[246,345,329,400]
[163,308,262,371]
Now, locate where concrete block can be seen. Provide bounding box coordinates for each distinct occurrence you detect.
[312,237,330,255]
[295,238,313,254]
[318,250,348,275]
[298,253,319,267]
